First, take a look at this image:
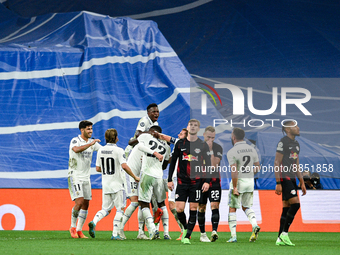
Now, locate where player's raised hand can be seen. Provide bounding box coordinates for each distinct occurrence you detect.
[91,139,101,145]
[206,139,213,151]
[150,130,160,139]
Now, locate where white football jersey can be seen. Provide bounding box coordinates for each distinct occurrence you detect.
[227,141,259,193]
[138,133,170,179]
[68,135,101,181]
[135,116,158,133]
[126,143,144,176]
[95,143,126,194]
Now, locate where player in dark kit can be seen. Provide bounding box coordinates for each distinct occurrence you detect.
[274,120,306,246]
[167,119,211,245]
[198,126,223,242]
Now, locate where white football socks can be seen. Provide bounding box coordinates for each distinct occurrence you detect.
[121,202,139,228]
[112,210,123,236]
[228,212,237,237]
[244,208,257,228]
[142,207,156,235]
[93,209,109,225]
[76,209,88,231]
[71,208,79,228]
[161,206,169,236]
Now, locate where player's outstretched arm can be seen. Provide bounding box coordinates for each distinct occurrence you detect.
[122,163,140,182]
[158,133,177,144]
[72,139,101,153]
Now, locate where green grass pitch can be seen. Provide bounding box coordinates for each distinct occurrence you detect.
[0,231,338,255]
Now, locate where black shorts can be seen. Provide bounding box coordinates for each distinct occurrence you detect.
[281,179,298,201]
[175,182,202,203]
[199,185,222,204]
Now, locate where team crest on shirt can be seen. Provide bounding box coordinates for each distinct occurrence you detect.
[194,148,201,153]
[290,190,296,195]
[140,122,145,127]
[72,140,77,144]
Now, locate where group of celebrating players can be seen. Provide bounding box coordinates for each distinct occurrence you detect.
[67,103,306,246]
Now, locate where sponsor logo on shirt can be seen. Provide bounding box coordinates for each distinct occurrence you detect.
[182,154,198,161]
[82,151,92,158]
[290,152,298,159]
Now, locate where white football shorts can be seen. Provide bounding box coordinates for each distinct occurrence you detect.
[68,176,92,201]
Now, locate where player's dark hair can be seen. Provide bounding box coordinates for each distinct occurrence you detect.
[79,120,93,130]
[105,129,118,144]
[282,120,294,135]
[182,128,188,138]
[147,103,158,111]
[233,127,245,140]
[150,125,162,133]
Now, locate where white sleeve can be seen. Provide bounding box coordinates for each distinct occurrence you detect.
[95,149,101,167]
[118,148,127,165]
[137,133,149,145]
[137,142,155,155]
[94,141,102,151]
[69,138,79,150]
[136,117,147,132]
[165,145,171,161]
[137,134,156,154]
[227,150,236,165]
[253,151,259,164]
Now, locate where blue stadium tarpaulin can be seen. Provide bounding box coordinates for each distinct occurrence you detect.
[1,1,340,189]
[0,7,194,188]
